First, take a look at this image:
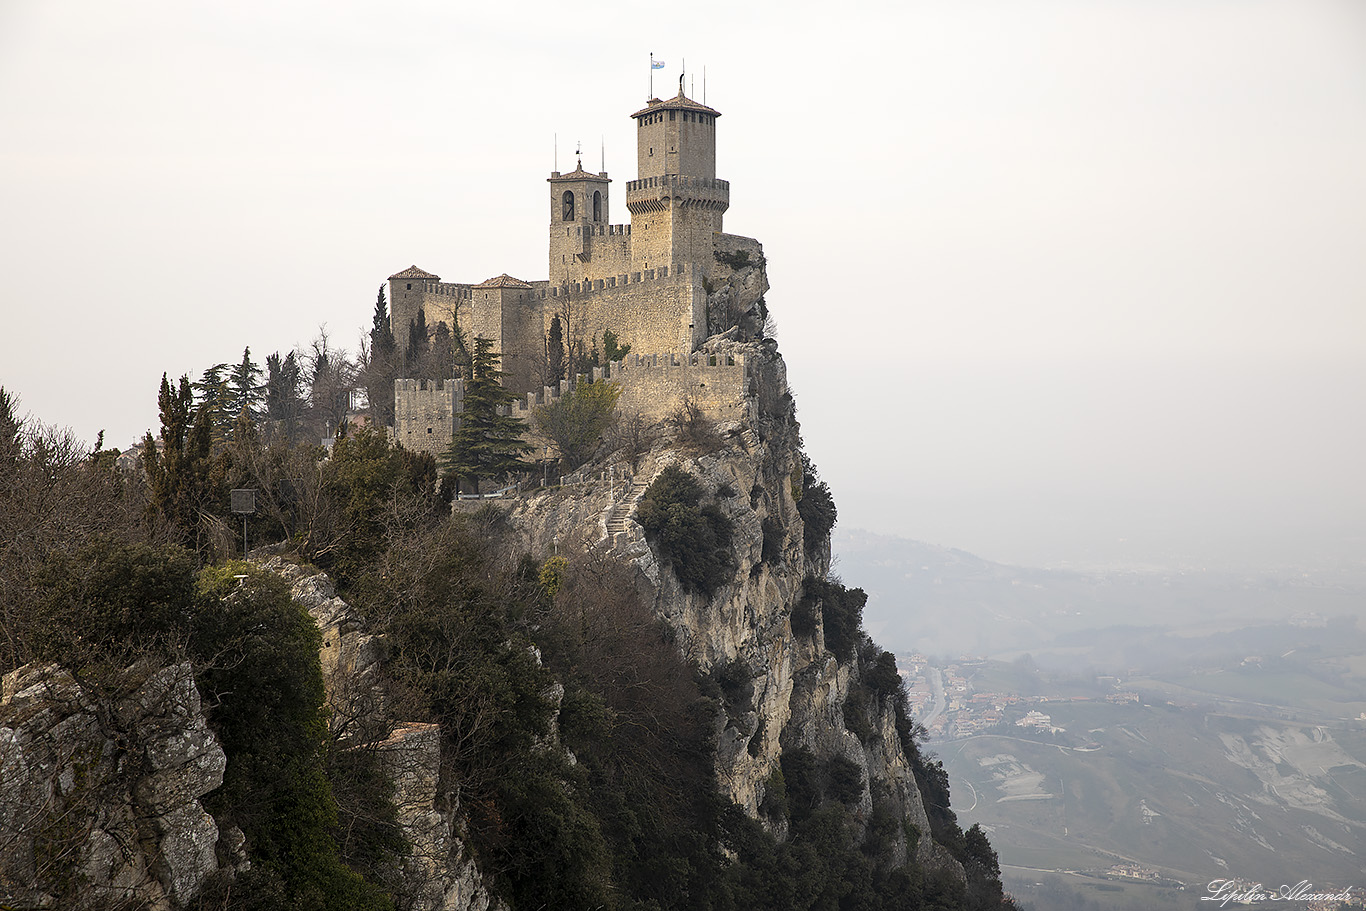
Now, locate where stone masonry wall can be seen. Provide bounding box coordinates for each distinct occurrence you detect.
[606,352,751,426]
[394,379,461,459]
[541,264,704,367]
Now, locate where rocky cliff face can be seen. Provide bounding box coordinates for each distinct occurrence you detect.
[262,556,505,911]
[504,331,961,879]
[0,661,228,910]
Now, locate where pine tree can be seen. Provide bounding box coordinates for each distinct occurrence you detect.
[441,337,530,493]
[192,363,233,449]
[226,347,264,434]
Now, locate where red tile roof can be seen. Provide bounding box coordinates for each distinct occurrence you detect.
[549,165,610,183]
[632,91,721,119]
[474,273,531,289]
[389,265,440,280]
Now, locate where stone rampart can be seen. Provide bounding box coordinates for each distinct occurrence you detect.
[394,349,752,463]
[540,262,704,357]
[394,378,462,459]
[417,281,472,300]
[604,350,752,425]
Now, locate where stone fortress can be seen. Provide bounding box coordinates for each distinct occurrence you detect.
[388,83,769,460]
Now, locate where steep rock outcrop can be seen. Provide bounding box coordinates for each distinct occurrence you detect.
[0,661,226,910]
[505,330,960,878]
[255,556,505,911]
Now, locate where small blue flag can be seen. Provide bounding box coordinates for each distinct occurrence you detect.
[651,59,666,70]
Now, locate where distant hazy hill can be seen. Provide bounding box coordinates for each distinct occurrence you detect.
[835,528,1366,671]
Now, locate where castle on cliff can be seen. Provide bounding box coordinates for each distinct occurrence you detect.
[387,86,766,459]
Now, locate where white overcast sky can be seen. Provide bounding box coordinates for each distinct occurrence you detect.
[2,0,1364,572]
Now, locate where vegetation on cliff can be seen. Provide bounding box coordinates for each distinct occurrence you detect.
[1,362,1013,910]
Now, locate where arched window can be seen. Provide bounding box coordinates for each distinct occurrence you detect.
[561,190,575,222]
[592,190,602,222]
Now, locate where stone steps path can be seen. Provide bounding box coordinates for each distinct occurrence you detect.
[605,463,668,536]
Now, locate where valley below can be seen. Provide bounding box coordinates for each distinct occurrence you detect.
[837,529,1366,908]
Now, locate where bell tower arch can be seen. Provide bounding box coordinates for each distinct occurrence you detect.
[547,149,612,285]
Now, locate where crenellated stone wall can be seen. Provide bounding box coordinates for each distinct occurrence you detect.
[394,378,462,459]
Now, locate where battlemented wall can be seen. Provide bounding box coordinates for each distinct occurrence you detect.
[540,262,704,367]
[550,222,634,285]
[603,350,752,425]
[388,88,747,445]
[389,275,472,358]
[394,349,751,462]
[394,378,462,459]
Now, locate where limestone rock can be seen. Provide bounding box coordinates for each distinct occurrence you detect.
[0,661,226,910]
[504,336,964,881]
[258,555,390,742]
[255,559,506,911]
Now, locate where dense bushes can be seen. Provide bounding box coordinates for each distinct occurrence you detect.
[191,563,392,911]
[798,576,867,661]
[796,456,838,557]
[637,465,736,597]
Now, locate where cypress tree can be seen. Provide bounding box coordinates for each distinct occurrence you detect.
[441,337,530,494]
[142,373,214,545]
[406,311,429,376]
[547,314,565,383]
[264,350,304,442]
[369,285,396,360]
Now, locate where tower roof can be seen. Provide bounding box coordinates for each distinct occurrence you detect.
[389,265,440,280]
[631,90,720,120]
[548,165,610,183]
[474,273,532,289]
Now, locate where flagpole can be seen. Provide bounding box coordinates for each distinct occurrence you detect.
[649,52,654,99]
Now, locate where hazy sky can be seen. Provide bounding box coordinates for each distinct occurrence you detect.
[3,0,1364,572]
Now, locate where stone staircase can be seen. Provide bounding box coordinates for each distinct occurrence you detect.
[604,463,668,537]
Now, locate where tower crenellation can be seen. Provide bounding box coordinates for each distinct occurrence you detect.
[388,80,763,451]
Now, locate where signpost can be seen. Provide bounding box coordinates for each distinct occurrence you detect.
[230,489,257,556]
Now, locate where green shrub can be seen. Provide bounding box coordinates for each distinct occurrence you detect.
[760,767,789,820]
[796,456,837,556]
[761,516,783,565]
[191,562,391,911]
[865,649,903,700]
[32,537,196,668]
[843,686,874,740]
[826,755,865,806]
[798,577,866,662]
[714,248,753,270]
[636,465,736,597]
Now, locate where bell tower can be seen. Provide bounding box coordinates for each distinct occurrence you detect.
[626,87,729,273]
[547,145,612,286]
